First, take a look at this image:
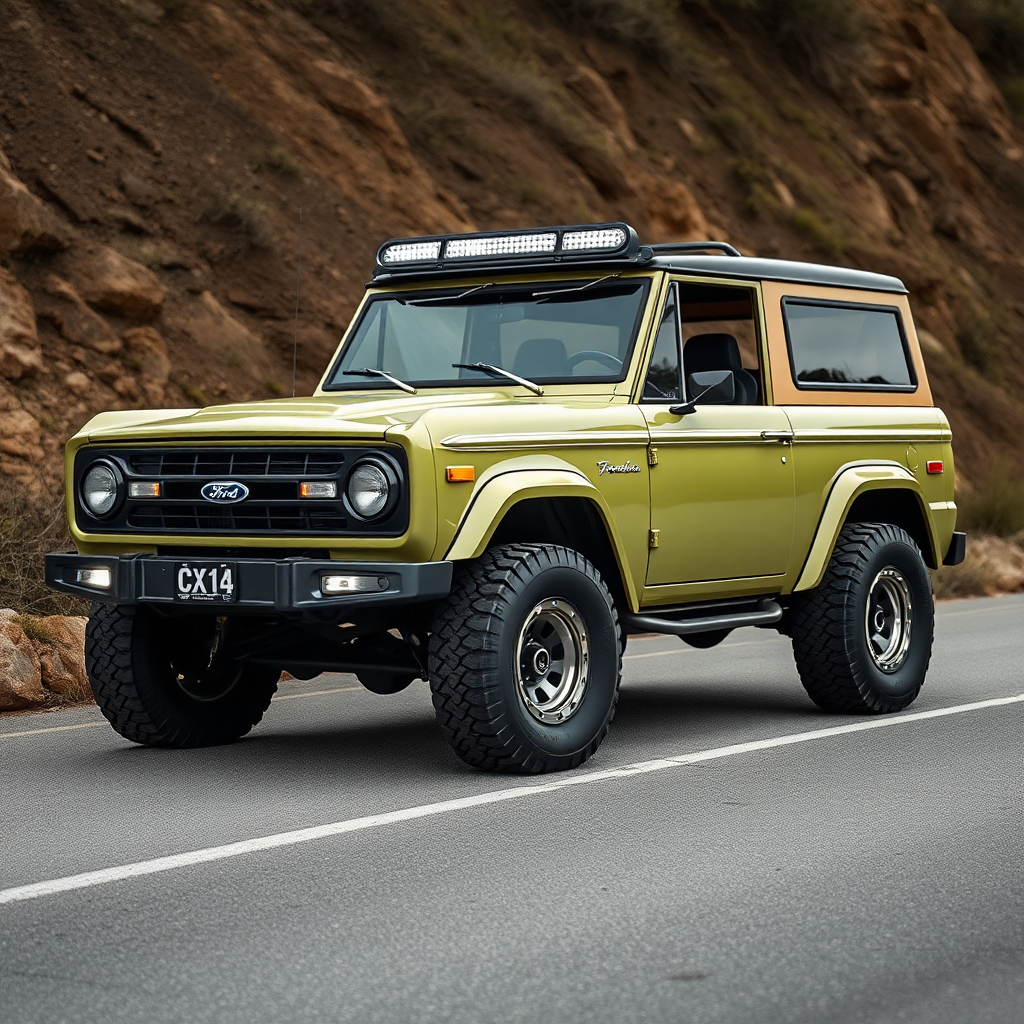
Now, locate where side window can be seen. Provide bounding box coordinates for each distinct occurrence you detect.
[643,284,681,401]
[783,300,916,390]
[678,283,763,405]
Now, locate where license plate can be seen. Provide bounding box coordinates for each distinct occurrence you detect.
[174,562,237,604]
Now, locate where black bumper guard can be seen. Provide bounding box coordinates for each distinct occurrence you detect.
[943,531,967,567]
[45,553,453,613]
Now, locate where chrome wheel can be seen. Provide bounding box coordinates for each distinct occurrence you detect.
[865,567,913,673]
[514,598,590,723]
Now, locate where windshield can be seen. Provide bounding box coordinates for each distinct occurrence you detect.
[323,279,650,390]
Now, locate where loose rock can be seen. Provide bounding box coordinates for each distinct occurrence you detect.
[641,175,709,242]
[0,267,43,380]
[70,245,166,321]
[0,158,71,255]
[39,275,122,354]
[0,610,46,711]
[63,370,92,396]
[183,291,269,373]
[123,325,170,382]
[33,615,90,702]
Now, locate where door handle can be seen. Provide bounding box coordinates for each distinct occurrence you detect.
[761,430,794,442]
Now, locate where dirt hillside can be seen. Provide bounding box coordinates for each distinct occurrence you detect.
[1,0,1023,495]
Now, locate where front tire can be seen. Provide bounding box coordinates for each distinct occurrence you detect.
[85,604,279,747]
[428,544,621,773]
[790,523,933,714]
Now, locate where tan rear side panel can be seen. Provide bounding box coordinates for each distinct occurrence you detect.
[760,281,933,407]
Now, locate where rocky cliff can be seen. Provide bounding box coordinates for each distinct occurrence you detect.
[1,0,1023,496]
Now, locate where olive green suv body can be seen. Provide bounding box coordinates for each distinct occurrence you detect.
[47,223,965,771]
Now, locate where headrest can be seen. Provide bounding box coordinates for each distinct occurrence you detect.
[684,333,743,374]
[512,337,567,377]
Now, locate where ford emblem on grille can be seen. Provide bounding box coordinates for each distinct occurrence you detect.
[200,481,250,504]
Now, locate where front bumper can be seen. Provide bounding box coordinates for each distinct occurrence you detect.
[45,552,453,613]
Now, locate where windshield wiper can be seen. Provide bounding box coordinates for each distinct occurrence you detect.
[531,274,620,301]
[342,367,418,394]
[452,362,544,396]
[404,282,495,306]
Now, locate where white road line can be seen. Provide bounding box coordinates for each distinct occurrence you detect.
[274,685,362,700]
[0,721,104,740]
[2,693,1021,907]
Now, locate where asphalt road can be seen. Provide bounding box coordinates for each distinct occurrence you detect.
[1,595,1022,1024]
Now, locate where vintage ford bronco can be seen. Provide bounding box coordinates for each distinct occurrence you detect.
[47,223,966,772]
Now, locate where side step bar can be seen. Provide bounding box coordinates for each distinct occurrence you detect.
[623,598,783,637]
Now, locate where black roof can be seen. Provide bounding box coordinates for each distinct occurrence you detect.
[647,254,907,294]
[370,223,907,294]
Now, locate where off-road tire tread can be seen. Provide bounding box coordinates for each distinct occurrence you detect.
[85,603,277,747]
[428,544,620,773]
[790,523,932,714]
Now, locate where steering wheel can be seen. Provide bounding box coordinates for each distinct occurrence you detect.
[565,350,623,372]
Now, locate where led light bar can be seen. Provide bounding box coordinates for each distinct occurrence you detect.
[380,240,442,264]
[374,222,638,273]
[444,232,557,259]
[561,227,627,251]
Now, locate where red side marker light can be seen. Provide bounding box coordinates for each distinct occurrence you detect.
[926,461,943,475]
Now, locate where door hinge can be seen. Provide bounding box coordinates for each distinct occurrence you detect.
[647,446,659,467]
[649,529,660,549]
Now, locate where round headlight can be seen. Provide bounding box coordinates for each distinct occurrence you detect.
[82,462,121,518]
[347,461,390,519]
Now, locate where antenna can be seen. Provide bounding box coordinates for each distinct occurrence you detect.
[291,208,303,398]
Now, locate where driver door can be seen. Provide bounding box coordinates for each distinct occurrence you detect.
[641,280,795,588]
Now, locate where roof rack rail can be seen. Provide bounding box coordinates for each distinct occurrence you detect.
[649,241,742,257]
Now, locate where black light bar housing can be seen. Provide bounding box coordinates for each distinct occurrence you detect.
[372,222,645,279]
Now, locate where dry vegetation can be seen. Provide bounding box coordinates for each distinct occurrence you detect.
[939,0,1024,120]
[200,188,273,249]
[931,467,1024,598]
[0,480,87,617]
[542,0,705,76]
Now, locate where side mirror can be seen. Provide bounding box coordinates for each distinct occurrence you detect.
[669,370,735,415]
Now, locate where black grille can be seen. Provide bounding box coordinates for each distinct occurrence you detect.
[127,450,345,477]
[74,445,409,538]
[127,504,348,533]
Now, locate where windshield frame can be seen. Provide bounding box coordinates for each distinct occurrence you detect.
[318,276,654,394]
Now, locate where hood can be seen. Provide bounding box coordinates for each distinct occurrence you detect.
[77,391,536,444]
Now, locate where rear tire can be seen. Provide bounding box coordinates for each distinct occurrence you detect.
[85,603,279,747]
[428,544,621,773]
[790,523,933,714]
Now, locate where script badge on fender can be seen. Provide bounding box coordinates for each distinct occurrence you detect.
[597,460,641,475]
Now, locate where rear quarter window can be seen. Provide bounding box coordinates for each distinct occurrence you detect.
[782,299,916,391]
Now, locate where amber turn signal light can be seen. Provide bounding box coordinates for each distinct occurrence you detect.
[446,466,475,483]
[300,481,338,498]
[926,461,943,474]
